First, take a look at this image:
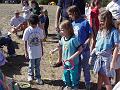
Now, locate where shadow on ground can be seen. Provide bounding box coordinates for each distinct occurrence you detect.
[13,41,20,49]
[1,55,28,78]
[43,79,106,90]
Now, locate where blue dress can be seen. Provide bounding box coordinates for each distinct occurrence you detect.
[94,28,119,77]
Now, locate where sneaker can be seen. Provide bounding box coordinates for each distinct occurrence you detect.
[72,88,78,90]
[36,79,44,85]
[85,84,91,90]
[63,86,72,90]
[12,54,17,57]
[8,54,17,57]
[28,76,33,82]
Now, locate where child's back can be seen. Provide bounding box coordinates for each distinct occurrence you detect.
[22,15,44,84]
[23,26,44,59]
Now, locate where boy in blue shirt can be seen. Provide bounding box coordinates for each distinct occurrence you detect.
[67,5,92,90]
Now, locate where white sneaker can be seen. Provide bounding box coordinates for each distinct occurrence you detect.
[28,76,33,82]
[36,79,43,85]
[72,88,78,90]
[8,54,17,57]
[63,86,72,90]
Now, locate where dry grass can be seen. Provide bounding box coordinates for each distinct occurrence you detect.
[0,4,98,90]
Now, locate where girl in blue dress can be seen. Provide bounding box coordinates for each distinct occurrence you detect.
[90,10,119,90]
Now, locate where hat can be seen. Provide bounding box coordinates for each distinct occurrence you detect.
[14,10,20,14]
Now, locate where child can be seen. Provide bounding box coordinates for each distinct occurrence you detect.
[114,21,120,84]
[85,2,91,24]
[22,0,31,21]
[67,5,92,90]
[90,10,119,90]
[90,0,100,51]
[22,14,44,84]
[43,9,49,38]
[38,8,45,32]
[30,0,41,15]
[51,20,83,90]
[0,50,19,90]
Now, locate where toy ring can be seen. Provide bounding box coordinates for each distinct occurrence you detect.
[63,59,74,70]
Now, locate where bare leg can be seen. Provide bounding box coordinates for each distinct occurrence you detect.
[115,69,120,84]
[97,73,103,90]
[102,74,112,90]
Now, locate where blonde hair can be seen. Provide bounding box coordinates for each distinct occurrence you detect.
[59,20,74,37]
[100,10,114,31]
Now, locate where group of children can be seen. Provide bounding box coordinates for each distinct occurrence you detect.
[50,3,120,90]
[10,0,49,39]
[1,0,120,90]
[22,0,49,39]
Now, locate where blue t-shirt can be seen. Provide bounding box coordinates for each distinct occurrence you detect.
[59,35,81,65]
[39,15,45,24]
[57,0,85,19]
[96,28,119,55]
[72,18,92,51]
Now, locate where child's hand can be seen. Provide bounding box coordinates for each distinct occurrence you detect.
[49,50,54,55]
[11,28,16,33]
[25,53,28,59]
[110,61,115,71]
[88,57,92,65]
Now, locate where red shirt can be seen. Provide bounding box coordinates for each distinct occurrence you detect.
[90,7,99,31]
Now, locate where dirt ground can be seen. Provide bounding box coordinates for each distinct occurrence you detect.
[0,4,105,90]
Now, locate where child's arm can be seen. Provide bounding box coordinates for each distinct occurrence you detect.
[89,48,96,65]
[110,44,119,70]
[68,46,83,60]
[84,33,92,46]
[49,44,61,54]
[24,41,28,58]
[49,43,62,63]
[50,48,59,54]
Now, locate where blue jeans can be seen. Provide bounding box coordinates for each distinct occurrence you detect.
[28,58,41,79]
[0,36,15,55]
[80,51,91,85]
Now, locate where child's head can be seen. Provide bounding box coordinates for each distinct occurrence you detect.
[115,20,120,32]
[28,14,39,26]
[99,10,114,31]
[23,0,29,6]
[90,0,100,8]
[86,2,90,7]
[39,6,44,11]
[67,5,81,20]
[43,9,48,16]
[14,10,20,18]
[90,1,95,8]
[59,20,74,37]
[31,0,39,8]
